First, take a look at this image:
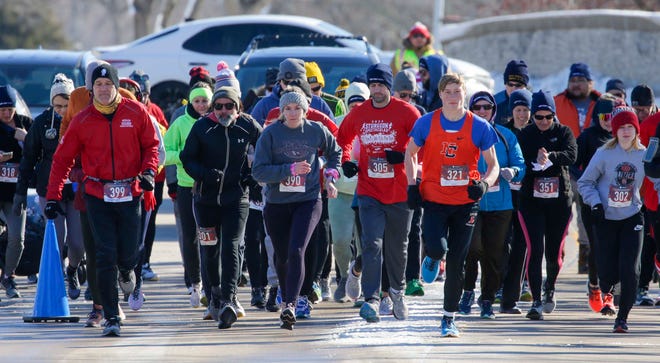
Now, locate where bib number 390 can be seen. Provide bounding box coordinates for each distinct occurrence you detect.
[280,174,306,192]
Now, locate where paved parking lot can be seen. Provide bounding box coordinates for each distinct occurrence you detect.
[1,199,659,362]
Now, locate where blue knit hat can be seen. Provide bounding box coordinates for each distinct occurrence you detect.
[0,85,17,108]
[531,90,556,114]
[366,63,393,90]
[569,63,592,81]
[509,89,532,113]
[503,60,529,86]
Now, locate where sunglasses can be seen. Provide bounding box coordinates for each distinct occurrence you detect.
[311,85,322,93]
[507,82,524,88]
[213,102,235,111]
[471,104,494,111]
[534,114,554,121]
[399,92,416,99]
[411,33,427,39]
[598,113,612,122]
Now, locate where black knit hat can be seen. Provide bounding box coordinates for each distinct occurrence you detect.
[631,84,654,106]
[503,60,529,86]
[0,85,17,108]
[91,64,119,88]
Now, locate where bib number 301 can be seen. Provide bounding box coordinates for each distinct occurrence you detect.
[198,227,218,246]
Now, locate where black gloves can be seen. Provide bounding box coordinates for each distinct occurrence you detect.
[167,183,177,200]
[467,179,489,201]
[242,175,263,203]
[44,200,65,220]
[385,150,405,165]
[12,194,26,216]
[203,168,224,186]
[342,161,359,178]
[591,203,605,222]
[138,169,155,191]
[407,184,423,210]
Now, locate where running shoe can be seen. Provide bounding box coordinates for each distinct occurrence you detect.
[266,286,281,312]
[440,316,460,337]
[389,288,409,320]
[118,304,126,324]
[612,317,628,333]
[320,278,332,302]
[66,265,81,300]
[102,318,121,337]
[251,287,266,309]
[494,288,503,304]
[600,293,617,316]
[526,300,544,320]
[346,260,362,301]
[190,283,202,308]
[128,279,145,311]
[542,289,556,313]
[295,296,311,319]
[359,299,380,323]
[232,295,246,318]
[85,307,104,328]
[635,288,654,306]
[118,270,135,295]
[218,301,237,329]
[1,276,20,298]
[405,279,425,296]
[458,290,475,315]
[334,277,349,303]
[519,281,532,302]
[421,256,440,284]
[202,306,213,320]
[379,296,393,316]
[499,304,522,314]
[141,263,159,281]
[310,281,322,304]
[480,300,496,319]
[27,274,38,284]
[280,303,296,330]
[588,284,603,313]
[655,254,660,276]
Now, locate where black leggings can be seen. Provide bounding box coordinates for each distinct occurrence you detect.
[244,208,268,289]
[264,199,322,305]
[596,212,644,321]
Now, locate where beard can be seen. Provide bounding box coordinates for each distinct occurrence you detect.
[218,113,236,127]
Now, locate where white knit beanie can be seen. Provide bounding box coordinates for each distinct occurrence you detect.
[50,73,74,104]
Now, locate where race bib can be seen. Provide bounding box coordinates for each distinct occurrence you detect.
[280,174,306,192]
[367,157,394,179]
[198,226,218,246]
[103,182,132,203]
[441,165,469,186]
[608,184,633,208]
[487,178,500,193]
[509,181,522,191]
[533,177,559,199]
[249,200,264,211]
[0,162,19,183]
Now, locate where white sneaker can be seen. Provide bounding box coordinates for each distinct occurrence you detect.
[379,296,393,315]
[233,295,246,318]
[320,278,332,302]
[346,260,362,301]
[118,304,126,322]
[190,284,202,308]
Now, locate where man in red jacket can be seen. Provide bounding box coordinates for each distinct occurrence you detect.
[46,64,159,337]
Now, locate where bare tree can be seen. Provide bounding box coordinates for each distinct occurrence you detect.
[134,0,155,38]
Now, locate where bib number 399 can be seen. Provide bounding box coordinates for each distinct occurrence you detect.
[103,182,132,203]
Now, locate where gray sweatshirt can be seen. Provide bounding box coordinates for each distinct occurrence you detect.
[252,119,342,204]
[577,142,646,221]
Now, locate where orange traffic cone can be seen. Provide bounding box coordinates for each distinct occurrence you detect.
[23,220,79,323]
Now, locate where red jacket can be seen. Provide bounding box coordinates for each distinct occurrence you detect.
[47,97,160,201]
[553,90,601,138]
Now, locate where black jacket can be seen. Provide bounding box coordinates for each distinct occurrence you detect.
[17,108,73,199]
[518,121,577,204]
[571,118,612,180]
[644,121,660,178]
[180,112,262,206]
[0,114,32,202]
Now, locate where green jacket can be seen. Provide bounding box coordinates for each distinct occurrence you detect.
[164,108,197,187]
[321,92,346,117]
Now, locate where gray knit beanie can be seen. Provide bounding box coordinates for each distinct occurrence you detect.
[279,91,309,113]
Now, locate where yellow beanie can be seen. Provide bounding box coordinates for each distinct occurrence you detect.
[335,78,349,98]
[305,61,325,87]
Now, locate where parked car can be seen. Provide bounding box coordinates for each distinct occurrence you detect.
[0,49,96,116]
[235,35,380,100]
[94,14,364,118]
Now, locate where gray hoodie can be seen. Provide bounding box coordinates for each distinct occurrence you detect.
[252,119,342,204]
[577,142,645,221]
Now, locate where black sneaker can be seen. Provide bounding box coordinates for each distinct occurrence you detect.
[526,300,544,320]
[102,317,121,337]
[613,317,628,333]
[118,270,135,295]
[280,303,296,330]
[66,265,81,300]
[218,301,238,329]
[251,287,265,309]
[1,276,21,298]
[266,286,281,312]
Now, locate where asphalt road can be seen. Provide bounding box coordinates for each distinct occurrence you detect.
[1,199,659,362]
